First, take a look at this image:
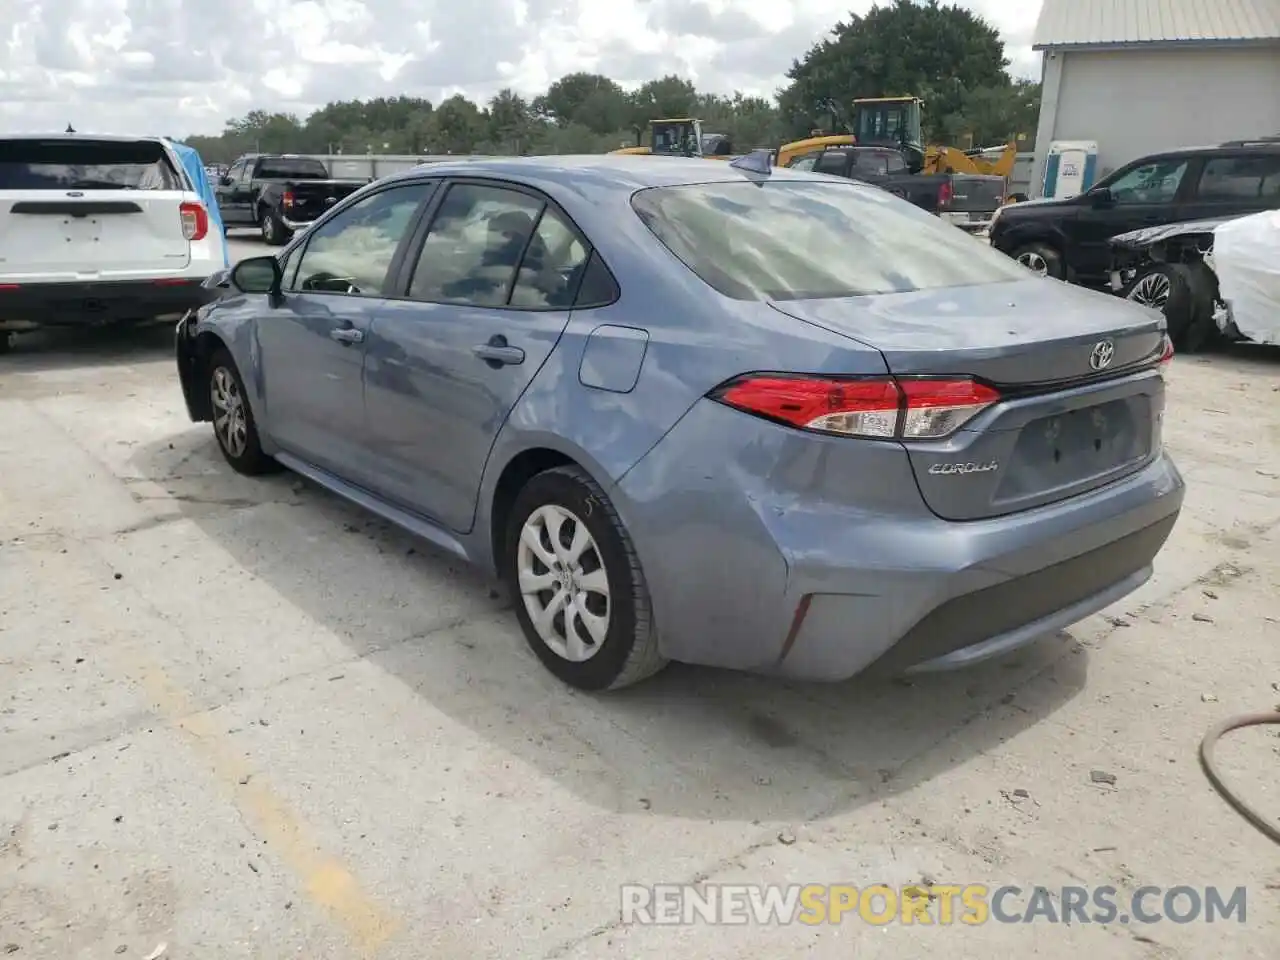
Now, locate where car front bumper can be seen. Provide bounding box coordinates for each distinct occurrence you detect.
[616,398,1185,682]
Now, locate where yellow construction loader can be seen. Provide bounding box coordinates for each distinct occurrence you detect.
[775,96,1024,201]
[610,119,735,160]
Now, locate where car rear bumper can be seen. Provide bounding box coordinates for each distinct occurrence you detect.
[0,278,218,329]
[616,398,1185,682]
[940,210,994,233]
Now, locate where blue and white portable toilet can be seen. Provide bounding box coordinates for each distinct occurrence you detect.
[1042,140,1099,200]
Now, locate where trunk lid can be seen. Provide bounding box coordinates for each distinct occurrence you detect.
[0,137,193,282]
[769,279,1168,521]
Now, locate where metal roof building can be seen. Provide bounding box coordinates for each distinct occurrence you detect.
[1033,0,1280,48]
[1028,0,1280,195]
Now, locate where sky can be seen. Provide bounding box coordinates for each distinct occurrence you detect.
[0,0,1044,137]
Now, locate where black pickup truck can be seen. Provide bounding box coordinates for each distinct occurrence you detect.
[214,154,367,245]
[787,146,1006,233]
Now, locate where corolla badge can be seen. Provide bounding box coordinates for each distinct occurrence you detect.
[1089,339,1115,370]
[928,461,999,476]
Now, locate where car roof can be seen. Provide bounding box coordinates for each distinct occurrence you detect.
[1143,142,1280,160]
[0,133,172,144]
[378,154,824,192]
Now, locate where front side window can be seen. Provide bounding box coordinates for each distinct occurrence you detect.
[1196,155,1280,200]
[224,160,245,184]
[631,179,1030,301]
[0,138,183,190]
[290,183,433,296]
[407,184,545,306]
[1104,159,1188,204]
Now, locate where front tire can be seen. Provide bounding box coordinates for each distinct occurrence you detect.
[260,209,290,246]
[1124,262,1216,352]
[207,348,278,475]
[505,466,666,691]
[1012,242,1065,279]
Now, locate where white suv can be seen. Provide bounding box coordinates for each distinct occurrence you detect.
[0,134,224,352]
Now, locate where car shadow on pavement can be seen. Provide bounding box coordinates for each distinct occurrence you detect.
[131,430,1091,824]
[0,324,174,374]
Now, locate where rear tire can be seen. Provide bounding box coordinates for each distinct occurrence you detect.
[207,348,279,475]
[1012,242,1065,279]
[260,209,290,246]
[504,465,667,691]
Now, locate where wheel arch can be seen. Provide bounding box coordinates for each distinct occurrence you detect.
[485,446,581,577]
[181,329,232,421]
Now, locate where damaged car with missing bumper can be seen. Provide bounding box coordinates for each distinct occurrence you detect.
[1108,209,1280,351]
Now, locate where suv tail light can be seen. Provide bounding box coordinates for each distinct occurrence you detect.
[711,375,1000,441]
[180,201,209,241]
[282,190,295,209]
[936,180,953,208]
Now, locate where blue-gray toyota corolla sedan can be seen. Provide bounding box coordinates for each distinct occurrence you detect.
[175,154,1184,691]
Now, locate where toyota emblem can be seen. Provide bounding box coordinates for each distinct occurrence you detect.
[1089,339,1115,371]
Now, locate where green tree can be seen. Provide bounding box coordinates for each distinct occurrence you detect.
[535,73,627,132]
[433,94,487,154]
[777,0,1010,141]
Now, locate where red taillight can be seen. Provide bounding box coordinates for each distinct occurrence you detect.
[937,180,953,208]
[180,201,208,241]
[1158,334,1174,366]
[712,375,1000,440]
[282,190,294,209]
[0,283,20,291]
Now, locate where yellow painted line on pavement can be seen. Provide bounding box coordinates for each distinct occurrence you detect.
[135,660,399,956]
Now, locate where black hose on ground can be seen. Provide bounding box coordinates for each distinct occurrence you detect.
[1199,710,1280,845]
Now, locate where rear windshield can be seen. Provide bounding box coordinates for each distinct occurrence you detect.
[0,139,184,191]
[255,158,329,179]
[630,179,1030,301]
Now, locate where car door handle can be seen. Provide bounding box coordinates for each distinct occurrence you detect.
[329,327,364,345]
[473,336,525,367]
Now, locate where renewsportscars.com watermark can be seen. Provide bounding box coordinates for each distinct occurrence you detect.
[621,884,1248,926]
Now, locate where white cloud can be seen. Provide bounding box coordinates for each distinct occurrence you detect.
[0,0,1043,136]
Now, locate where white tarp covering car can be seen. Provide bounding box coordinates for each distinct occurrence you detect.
[1206,209,1280,346]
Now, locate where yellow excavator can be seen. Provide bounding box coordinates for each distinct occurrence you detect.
[610,119,735,160]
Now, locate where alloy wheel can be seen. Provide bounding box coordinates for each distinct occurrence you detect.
[1017,251,1049,276]
[1127,271,1172,310]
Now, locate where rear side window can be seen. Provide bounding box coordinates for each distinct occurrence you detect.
[0,139,183,190]
[815,152,849,176]
[1196,154,1280,200]
[631,180,1029,301]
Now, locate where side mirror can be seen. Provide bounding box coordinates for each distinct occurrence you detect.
[218,176,233,187]
[229,256,283,297]
[1089,187,1114,207]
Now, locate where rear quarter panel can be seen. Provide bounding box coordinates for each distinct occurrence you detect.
[473,172,890,569]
